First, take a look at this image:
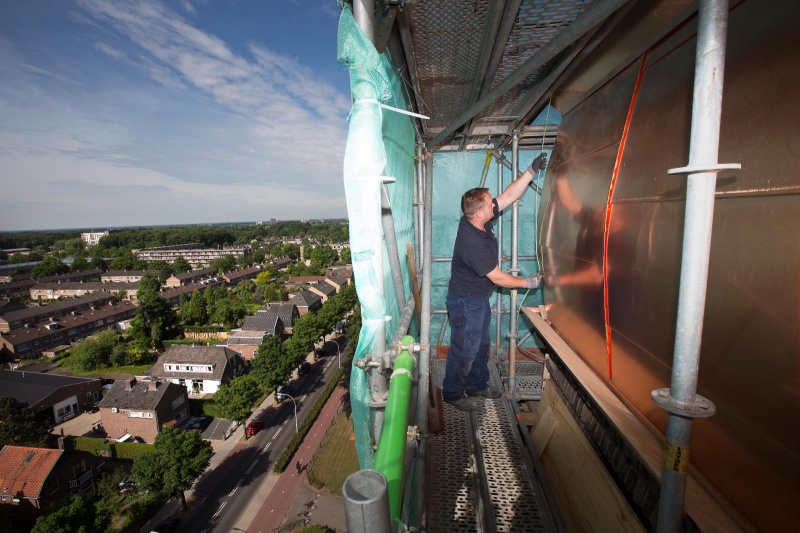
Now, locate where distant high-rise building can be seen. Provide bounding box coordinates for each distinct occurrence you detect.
[81,230,109,246]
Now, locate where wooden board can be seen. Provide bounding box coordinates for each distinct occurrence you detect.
[521,306,747,532]
[533,384,645,533]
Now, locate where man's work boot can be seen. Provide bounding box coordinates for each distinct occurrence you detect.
[466,387,503,400]
[443,395,478,412]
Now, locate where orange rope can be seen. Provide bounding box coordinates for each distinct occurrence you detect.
[603,54,647,381]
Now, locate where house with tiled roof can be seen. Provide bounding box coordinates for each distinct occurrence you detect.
[263,302,300,334]
[289,290,323,316]
[29,282,138,301]
[271,257,292,270]
[0,370,102,424]
[160,280,223,307]
[222,265,263,287]
[146,345,244,396]
[309,281,336,302]
[164,267,217,288]
[0,292,115,333]
[286,276,326,287]
[0,300,137,360]
[324,273,350,291]
[98,378,188,443]
[100,270,160,283]
[0,445,100,531]
[227,311,285,360]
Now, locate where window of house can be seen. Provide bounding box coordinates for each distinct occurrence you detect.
[172,395,185,409]
[18,342,30,351]
[128,411,153,418]
[94,320,103,326]
[68,328,78,335]
[52,333,63,340]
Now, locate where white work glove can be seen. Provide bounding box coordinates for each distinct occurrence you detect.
[524,272,542,289]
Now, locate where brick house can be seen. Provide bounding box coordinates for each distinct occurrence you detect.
[222,265,263,287]
[0,292,114,333]
[98,378,188,443]
[164,268,217,288]
[0,300,137,360]
[228,312,284,360]
[147,345,245,396]
[0,370,102,424]
[0,445,100,532]
[309,281,336,302]
[289,290,323,316]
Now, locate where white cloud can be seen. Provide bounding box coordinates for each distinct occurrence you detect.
[94,41,127,61]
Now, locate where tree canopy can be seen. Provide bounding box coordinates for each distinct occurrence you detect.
[131,426,212,510]
[130,292,179,348]
[214,374,261,423]
[31,255,70,278]
[0,397,50,448]
[31,493,105,533]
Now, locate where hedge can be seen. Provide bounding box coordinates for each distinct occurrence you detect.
[273,364,346,473]
[68,436,152,461]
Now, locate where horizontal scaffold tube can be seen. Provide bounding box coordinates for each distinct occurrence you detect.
[373,335,416,528]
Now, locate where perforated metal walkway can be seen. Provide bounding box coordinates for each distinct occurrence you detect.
[428,359,551,533]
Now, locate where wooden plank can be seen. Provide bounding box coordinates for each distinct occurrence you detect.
[521,306,747,532]
[531,406,557,455]
[405,243,421,329]
[534,384,644,533]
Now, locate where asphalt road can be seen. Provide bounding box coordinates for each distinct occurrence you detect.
[177,350,343,533]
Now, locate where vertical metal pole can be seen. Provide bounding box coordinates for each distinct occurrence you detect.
[417,146,426,270]
[414,145,422,267]
[381,184,409,316]
[495,150,504,353]
[655,1,731,531]
[508,132,520,396]
[353,0,375,44]
[412,151,434,531]
[343,469,392,533]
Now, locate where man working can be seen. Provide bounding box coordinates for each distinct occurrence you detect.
[442,153,547,412]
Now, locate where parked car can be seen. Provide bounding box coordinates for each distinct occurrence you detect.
[118,476,138,493]
[314,347,326,359]
[298,361,311,376]
[187,416,211,431]
[245,419,264,437]
[276,383,291,403]
[151,516,180,533]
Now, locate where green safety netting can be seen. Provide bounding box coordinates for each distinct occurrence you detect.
[337,5,416,469]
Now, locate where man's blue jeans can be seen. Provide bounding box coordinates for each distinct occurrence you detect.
[442,292,492,402]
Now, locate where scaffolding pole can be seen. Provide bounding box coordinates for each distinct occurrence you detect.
[508,131,520,396]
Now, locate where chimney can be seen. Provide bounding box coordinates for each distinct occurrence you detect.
[57,436,66,450]
[147,380,160,391]
[125,378,135,391]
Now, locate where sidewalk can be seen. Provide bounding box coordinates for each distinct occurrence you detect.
[244,386,348,533]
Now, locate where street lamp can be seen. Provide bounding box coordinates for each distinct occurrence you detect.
[326,339,341,368]
[277,392,298,433]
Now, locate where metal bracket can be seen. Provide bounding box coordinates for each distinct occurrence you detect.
[651,388,717,418]
[667,163,741,175]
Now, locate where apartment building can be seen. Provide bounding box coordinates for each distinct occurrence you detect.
[80,230,109,246]
[0,292,115,333]
[133,244,251,267]
[30,282,138,301]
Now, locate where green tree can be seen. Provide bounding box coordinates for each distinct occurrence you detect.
[31,256,70,278]
[171,256,191,273]
[131,426,212,510]
[136,273,162,298]
[71,252,90,272]
[211,297,245,329]
[180,290,209,326]
[214,375,261,423]
[210,254,237,274]
[252,336,292,391]
[0,397,50,447]
[148,260,173,283]
[130,292,179,349]
[340,247,351,264]
[310,244,337,268]
[32,493,105,533]
[108,252,146,271]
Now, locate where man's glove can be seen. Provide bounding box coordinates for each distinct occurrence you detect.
[528,153,547,173]
[524,272,542,289]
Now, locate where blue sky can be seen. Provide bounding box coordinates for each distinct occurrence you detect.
[0,0,351,231]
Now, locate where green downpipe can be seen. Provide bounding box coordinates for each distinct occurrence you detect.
[373,335,415,528]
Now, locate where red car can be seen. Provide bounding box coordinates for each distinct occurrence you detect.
[245,420,264,437]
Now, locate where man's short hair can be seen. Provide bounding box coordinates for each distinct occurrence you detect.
[461,188,490,218]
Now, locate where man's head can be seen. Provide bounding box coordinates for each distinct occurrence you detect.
[461,188,492,219]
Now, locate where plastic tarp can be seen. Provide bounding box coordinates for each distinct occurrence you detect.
[337,5,416,469]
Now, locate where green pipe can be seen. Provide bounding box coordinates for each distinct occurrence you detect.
[373,335,415,527]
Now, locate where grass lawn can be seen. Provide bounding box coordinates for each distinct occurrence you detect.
[309,411,360,496]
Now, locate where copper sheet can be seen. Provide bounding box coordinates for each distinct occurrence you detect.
[539,0,800,529]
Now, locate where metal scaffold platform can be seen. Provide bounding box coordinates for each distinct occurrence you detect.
[428,359,551,533]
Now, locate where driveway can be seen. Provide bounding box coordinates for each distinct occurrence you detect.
[52,411,103,438]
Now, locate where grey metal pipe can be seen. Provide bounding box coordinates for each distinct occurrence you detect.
[412,151,434,531]
[492,149,542,194]
[353,0,375,45]
[426,0,630,149]
[655,1,731,531]
[387,296,417,362]
[343,469,392,533]
[437,313,449,348]
[508,132,521,396]
[381,183,409,317]
[418,146,426,270]
[414,145,423,268]
[495,150,504,352]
